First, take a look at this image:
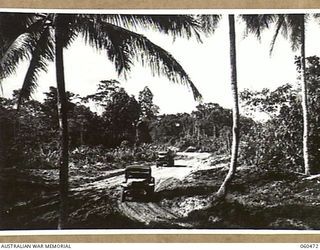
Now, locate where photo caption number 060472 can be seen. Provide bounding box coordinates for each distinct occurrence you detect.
[300,244,319,249]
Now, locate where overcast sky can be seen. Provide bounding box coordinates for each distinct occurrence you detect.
[2,12,320,114]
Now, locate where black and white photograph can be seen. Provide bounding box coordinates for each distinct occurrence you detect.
[1,9,320,231]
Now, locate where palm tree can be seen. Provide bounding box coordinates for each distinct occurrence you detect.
[199,14,283,198]
[0,13,202,228]
[0,13,41,90]
[198,14,241,198]
[243,14,311,176]
[54,15,69,229]
[273,14,310,176]
[216,15,240,198]
[0,12,46,177]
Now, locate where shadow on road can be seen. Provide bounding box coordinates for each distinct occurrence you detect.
[122,195,156,203]
[156,164,189,168]
[171,165,190,168]
[153,185,219,202]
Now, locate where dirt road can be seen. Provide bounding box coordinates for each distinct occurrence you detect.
[67,152,220,227]
[106,152,225,227]
[4,152,224,228]
[5,150,320,230]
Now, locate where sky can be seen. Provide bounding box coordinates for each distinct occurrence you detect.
[2,12,320,115]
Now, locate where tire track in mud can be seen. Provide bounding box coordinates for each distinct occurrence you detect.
[116,165,189,226]
[118,201,191,227]
[118,202,174,223]
[71,169,124,192]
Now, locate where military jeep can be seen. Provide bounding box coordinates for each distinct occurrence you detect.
[120,165,155,202]
[156,150,174,167]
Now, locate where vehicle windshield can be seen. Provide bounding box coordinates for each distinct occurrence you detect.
[126,171,150,179]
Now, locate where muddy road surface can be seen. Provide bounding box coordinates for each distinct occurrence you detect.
[69,152,225,228]
[1,152,227,229]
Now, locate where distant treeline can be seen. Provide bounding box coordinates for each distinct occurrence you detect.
[2,56,320,173]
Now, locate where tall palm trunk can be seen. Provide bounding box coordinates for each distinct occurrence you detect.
[0,120,4,168]
[300,14,311,176]
[55,15,69,229]
[216,14,240,198]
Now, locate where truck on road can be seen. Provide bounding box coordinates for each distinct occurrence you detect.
[121,165,155,202]
[156,150,175,167]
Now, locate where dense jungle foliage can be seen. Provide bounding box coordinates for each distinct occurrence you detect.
[1,56,320,174]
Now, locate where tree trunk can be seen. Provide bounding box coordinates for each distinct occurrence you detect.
[300,15,311,176]
[0,120,5,168]
[216,14,240,199]
[225,130,231,154]
[55,15,69,229]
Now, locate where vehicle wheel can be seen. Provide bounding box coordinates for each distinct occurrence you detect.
[147,188,155,201]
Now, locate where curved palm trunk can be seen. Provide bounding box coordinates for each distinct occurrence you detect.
[300,15,311,176]
[216,14,240,198]
[55,15,69,229]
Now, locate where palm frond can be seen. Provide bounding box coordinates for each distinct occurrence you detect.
[286,14,304,51]
[56,14,79,48]
[0,13,36,50]
[270,14,285,55]
[100,14,203,42]
[81,18,202,100]
[18,26,54,108]
[279,14,290,39]
[0,33,35,80]
[79,15,133,76]
[0,13,49,91]
[196,14,221,36]
[313,13,320,25]
[242,14,275,40]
